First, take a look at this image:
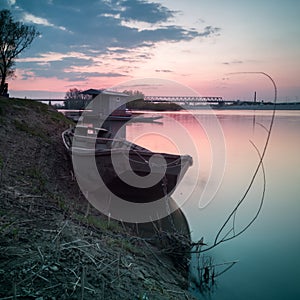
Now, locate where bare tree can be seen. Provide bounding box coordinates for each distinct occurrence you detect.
[122,89,144,99]
[64,88,91,109]
[0,9,39,96]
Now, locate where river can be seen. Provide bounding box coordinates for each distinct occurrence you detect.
[126,109,300,300]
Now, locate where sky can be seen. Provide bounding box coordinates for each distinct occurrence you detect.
[1,0,300,101]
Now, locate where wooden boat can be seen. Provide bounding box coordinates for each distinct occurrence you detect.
[62,126,193,203]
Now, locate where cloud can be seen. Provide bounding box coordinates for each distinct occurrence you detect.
[107,47,131,54]
[22,12,70,32]
[17,51,93,64]
[12,1,206,57]
[8,0,221,84]
[7,0,16,5]
[137,26,199,42]
[199,26,221,37]
[109,0,175,24]
[155,69,173,73]
[18,60,126,82]
[16,50,132,82]
[62,71,127,82]
[13,0,220,52]
[222,60,244,65]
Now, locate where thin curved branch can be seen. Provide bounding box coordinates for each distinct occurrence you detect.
[198,72,276,253]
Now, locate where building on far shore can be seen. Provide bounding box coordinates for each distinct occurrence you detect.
[80,89,131,139]
[80,89,129,117]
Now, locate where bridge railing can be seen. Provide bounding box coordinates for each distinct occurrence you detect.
[144,95,223,103]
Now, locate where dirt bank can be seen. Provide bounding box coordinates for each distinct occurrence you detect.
[0,97,195,299]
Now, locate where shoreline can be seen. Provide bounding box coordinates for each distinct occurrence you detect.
[0,97,195,299]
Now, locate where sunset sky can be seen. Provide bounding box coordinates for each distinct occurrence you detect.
[2,0,300,101]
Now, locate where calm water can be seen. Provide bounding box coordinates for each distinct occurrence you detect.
[126,109,300,300]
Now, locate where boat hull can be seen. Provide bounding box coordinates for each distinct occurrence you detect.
[62,129,193,203]
[98,150,191,202]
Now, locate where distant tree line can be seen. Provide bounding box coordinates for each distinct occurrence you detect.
[63,88,145,109]
[127,99,182,111]
[122,89,144,109]
[122,89,144,99]
[64,88,92,109]
[63,88,182,111]
[124,90,181,111]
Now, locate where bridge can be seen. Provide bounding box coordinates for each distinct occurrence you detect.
[143,95,228,106]
[31,95,236,107]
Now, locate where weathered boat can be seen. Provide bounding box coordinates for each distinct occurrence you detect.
[62,126,193,203]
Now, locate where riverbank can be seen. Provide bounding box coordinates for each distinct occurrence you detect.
[129,99,300,111]
[0,97,195,299]
[126,98,182,111]
[211,102,300,110]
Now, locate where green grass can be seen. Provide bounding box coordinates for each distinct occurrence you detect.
[75,213,124,233]
[0,97,46,111]
[105,237,144,255]
[0,98,7,115]
[86,215,122,232]
[0,97,74,129]
[13,119,50,142]
[13,98,49,112]
[49,110,74,125]
[25,167,47,192]
[54,193,70,212]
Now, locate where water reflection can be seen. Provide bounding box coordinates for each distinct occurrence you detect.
[126,110,300,299]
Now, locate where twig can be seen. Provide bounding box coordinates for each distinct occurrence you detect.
[60,239,82,247]
[200,72,275,253]
[33,272,50,283]
[37,246,44,263]
[81,266,85,300]
[72,276,81,293]
[117,252,120,278]
[70,283,95,293]
[214,260,238,277]
[0,295,21,300]
[17,264,41,285]
[61,244,96,250]
[65,246,98,266]
[110,268,131,284]
[141,239,175,276]
[39,283,62,292]
[84,202,90,218]
[52,221,68,242]
[200,141,266,253]
[164,289,186,295]
[12,282,16,300]
[102,280,105,298]
[98,258,119,273]
[18,195,43,199]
